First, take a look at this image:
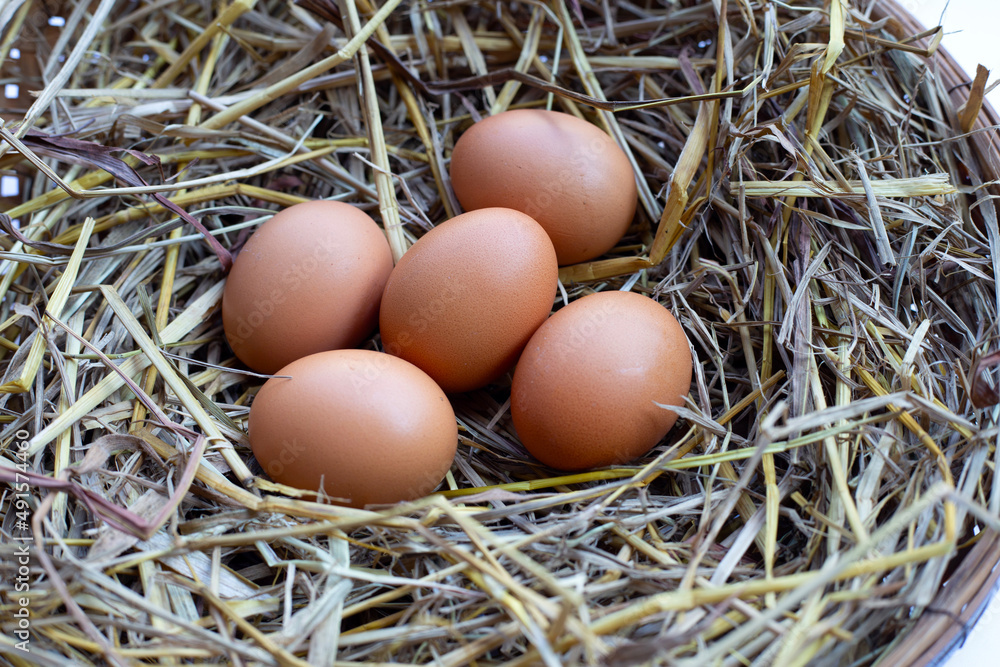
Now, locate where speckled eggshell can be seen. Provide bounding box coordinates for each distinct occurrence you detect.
[379,207,558,393]
[248,349,458,508]
[511,291,692,471]
[449,109,638,266]
[222,200,393,375]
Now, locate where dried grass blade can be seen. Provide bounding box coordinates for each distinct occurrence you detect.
[28,281,225,454]
[854,155,896,266]
[99,285,253,485]
[734,174,957,197]
[451,9,497,108]
[554,0,659,222]
[136,428,261,509]
[350,0,458,217]
[342,0,406,261]
[649,102,712,264]
[582,484,951,657]
[821,0,847,74]
[199,0,405,131]
[490,7,544,115]
[1,216,95,393]
[558,256,653,284]
[151,0,257,89]
[52,310,84,533]
[958,64,990,133]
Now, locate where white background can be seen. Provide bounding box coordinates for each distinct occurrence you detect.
[906,3,999,666]
[908,0,1000,107]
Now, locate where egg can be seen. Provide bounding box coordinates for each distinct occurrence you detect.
[248,349,457,507]
[449,109,638,266]
[379,207,558,393]
[222,200,393,374]
[511,290,692,470]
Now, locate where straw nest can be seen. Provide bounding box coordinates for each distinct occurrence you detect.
[1,0,999,665]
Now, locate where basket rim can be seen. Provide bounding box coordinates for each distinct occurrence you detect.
[874,0,1000,663]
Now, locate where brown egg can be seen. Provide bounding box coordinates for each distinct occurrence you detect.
[379,207,558,393]
[222,200,393,374]
[248,349,457,508]
[449,109,638,266]
[511,291,692,470]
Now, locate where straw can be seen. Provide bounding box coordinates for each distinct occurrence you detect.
[1,0,998,664]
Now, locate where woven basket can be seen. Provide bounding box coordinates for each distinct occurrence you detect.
[875,2,1000,663]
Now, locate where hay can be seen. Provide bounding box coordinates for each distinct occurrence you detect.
[1,0,999,664]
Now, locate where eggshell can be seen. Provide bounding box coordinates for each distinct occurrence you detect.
[248,349,457,508]
[511,291,692,471]
[449,109,638,265]
[379,207,558,393]
[222,200,393,374]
